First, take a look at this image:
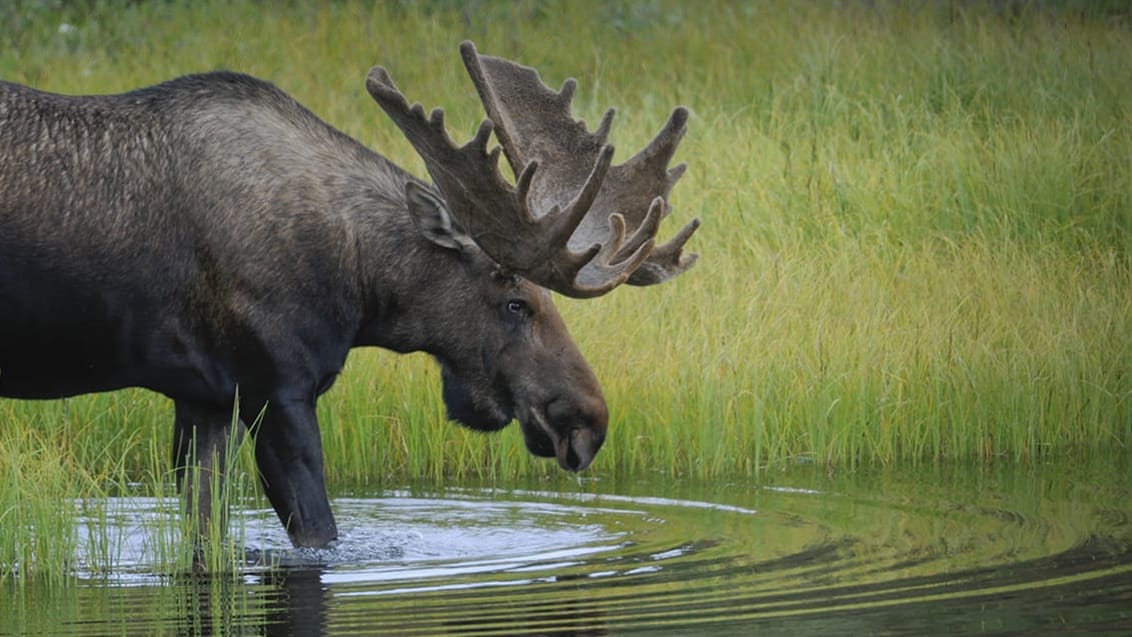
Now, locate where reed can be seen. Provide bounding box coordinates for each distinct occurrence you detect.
[2,0,1131,577]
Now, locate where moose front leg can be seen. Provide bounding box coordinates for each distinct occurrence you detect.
[173,400,242,546]
[249,398,338,548]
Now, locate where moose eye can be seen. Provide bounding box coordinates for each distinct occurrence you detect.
[507,299,527,314]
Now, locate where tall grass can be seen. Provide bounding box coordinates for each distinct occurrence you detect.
[2,0,1131,576]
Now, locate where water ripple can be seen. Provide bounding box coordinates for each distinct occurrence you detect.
[12,464,1132,636]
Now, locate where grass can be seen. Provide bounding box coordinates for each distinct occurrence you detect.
[2,0,1131,577]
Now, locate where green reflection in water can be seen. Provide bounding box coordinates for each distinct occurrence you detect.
[2,452,1129,636]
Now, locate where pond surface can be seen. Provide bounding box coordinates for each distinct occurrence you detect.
[4,454,1131,636]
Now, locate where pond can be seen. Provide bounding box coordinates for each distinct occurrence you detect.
[3,453,1130,636]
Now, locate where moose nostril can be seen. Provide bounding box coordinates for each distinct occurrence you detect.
[564,438,582,470]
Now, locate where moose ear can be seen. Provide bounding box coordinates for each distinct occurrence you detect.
[404,181,474,252]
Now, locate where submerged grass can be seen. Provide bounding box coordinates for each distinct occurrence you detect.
[2,0,1131,576]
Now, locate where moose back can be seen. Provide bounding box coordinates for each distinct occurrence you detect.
[0,42,698,548]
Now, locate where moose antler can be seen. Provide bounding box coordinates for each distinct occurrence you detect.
[366,41,698,298]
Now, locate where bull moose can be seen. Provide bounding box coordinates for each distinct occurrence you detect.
[0,42,698,548]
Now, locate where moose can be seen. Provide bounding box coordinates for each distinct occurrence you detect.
[0,42,698,548]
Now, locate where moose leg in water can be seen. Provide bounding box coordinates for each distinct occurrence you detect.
[247,397,337,548]
[172,400,242,548]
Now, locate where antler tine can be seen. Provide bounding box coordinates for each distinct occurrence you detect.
[610,107,701,286]
[627,217,700,286]
[461,41,699,295]
[628,107,690,183]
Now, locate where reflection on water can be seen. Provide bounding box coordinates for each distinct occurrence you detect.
[3,454,1131,636]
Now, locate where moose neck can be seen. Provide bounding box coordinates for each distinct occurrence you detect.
[346,172,467,357]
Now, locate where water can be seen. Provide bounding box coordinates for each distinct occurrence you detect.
[4,456,1131,635]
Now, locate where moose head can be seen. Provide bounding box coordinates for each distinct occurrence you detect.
[363,42,700,472]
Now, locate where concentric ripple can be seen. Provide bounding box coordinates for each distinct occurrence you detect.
[7,459,1132,636]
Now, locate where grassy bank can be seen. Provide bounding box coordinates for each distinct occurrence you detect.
[2,0,1131,575]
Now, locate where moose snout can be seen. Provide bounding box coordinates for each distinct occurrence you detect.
[545,395,607,471]
[557,427,605,471]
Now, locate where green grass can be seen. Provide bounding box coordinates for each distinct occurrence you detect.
[2,0,1132,577]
